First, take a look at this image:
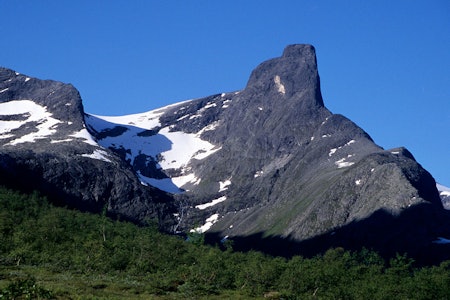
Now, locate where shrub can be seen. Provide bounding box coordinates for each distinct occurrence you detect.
[0,276,53,299]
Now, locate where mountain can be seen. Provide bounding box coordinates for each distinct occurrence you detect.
[1,44,449,264]
[0,67,175,229]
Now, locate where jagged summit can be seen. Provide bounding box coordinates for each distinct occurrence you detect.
[282,44,317,58]
[1,45,449,264]
[244,44,324,108]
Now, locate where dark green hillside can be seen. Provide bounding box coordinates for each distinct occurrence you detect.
[1,187,449,299]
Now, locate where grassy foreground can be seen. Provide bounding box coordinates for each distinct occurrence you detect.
[1,186,450,299]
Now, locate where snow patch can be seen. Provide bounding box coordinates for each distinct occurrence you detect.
[138,175,183,194]
[196,196,227,210]
[190,214,220,233]
[25,77,31,82]
[189,101,219,119]
[222,99,232,109]
[189,114,201,120]
[336,161,354,168]
[321,117,329,125]
[204,102,217,109]
[137,170,201,194]
[329,148,337,156]
[50,138,74,144]
[0,88,9,93]
[91,109,163,129]
[153,127,220,169]
[254,170,264,178]
[70,129,98,146]
[328,140,356,157]
[172,173,201,190]
[0,100,62,145]
[82,149,112,163]
[219,179,231,192]
[176,114,190,121]
[355,179,362,185]
[335,156,355,168]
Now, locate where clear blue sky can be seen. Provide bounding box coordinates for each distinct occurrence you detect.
[1,1,449,186]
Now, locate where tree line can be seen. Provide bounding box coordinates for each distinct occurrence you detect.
[1,186,449,299]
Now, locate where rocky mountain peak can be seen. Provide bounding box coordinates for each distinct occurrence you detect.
[282,44,316,58]
[0,67,85,131]
[244,44,324,109]
[0,67,16,81]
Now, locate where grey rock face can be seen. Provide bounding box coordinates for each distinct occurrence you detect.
[179,45,443,242]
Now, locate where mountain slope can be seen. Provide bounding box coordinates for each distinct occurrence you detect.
[0,67,175,228]
[1,45,449,263]
[87,45,441,235]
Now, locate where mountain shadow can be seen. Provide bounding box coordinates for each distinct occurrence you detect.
[0,150,176,229]
[206,203,450,266]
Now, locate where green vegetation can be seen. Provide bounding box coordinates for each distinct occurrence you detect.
[1,187,450,299]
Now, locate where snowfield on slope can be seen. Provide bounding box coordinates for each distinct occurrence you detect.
[0,100,61,145]
[85,100,221,193]
[0,100,113,162]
